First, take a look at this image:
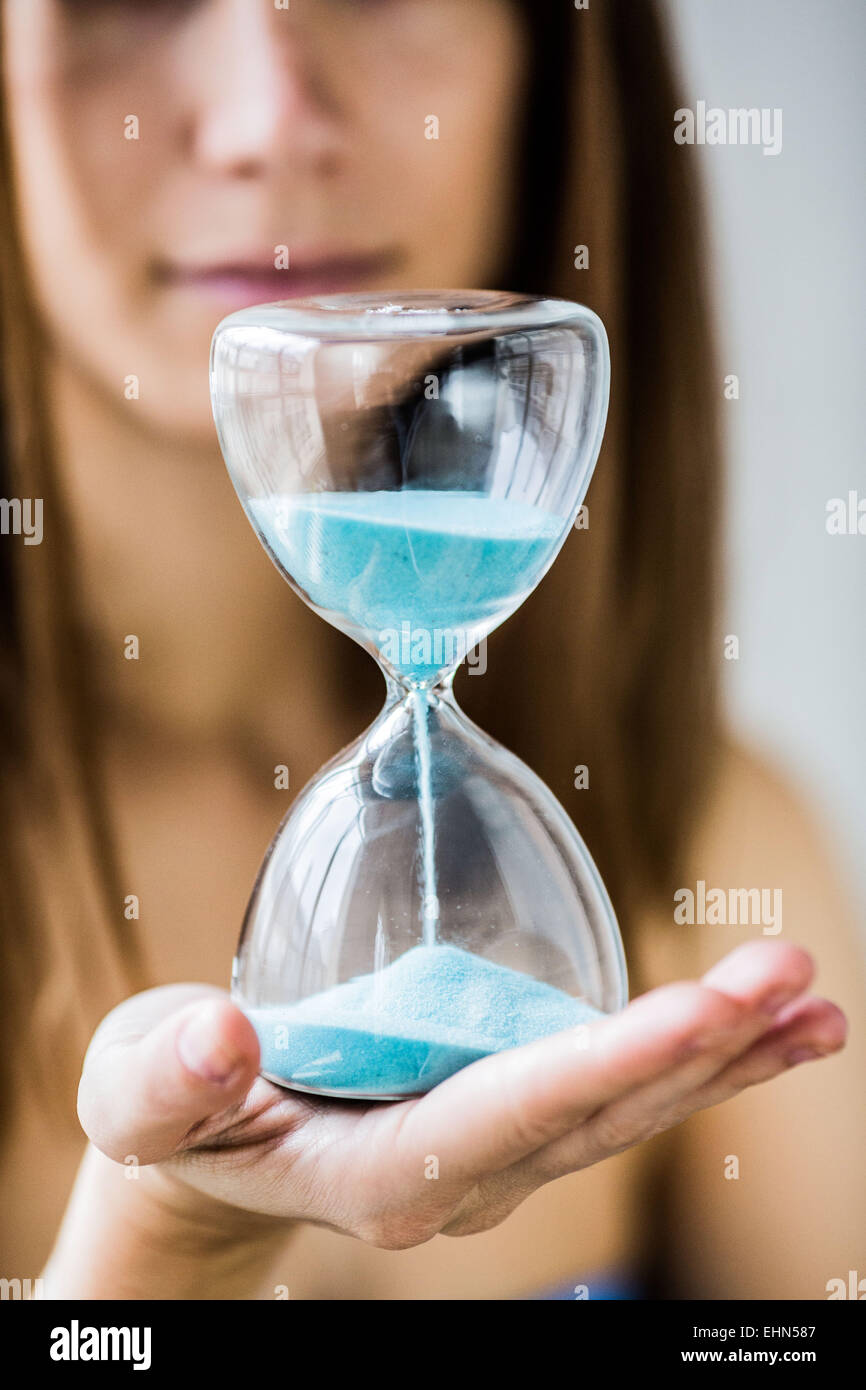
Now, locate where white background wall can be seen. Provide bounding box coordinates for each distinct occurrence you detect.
[666,0,866,926]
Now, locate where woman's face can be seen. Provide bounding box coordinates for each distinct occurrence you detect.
[3,0,527,438]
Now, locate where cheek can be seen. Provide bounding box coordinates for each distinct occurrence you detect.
[4,28,197,429]
[350,14,527,281]
[8,57,164,294]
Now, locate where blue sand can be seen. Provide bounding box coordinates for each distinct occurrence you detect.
[247,944,601,1097]
[249,490,562,679]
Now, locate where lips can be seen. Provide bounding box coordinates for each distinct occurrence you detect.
[154,249,400,309]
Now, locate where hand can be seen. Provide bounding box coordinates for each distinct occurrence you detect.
[78,939,845,1249]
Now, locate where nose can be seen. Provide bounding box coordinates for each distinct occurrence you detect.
[185,0,342,178]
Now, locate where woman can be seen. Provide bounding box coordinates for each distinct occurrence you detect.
[0,0,860,1300]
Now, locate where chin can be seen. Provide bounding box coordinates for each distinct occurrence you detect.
[126,367,217,445]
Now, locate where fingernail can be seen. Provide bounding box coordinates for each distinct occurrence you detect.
[676,1028,728,1060]
[760,989,797,1017]
[786,1045,823,1066]
[177,1006,241,1084]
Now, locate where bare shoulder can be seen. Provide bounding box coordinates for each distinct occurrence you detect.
[695,737,846,874]
[683,738,864,987]
[649,740,866,1297]
[634,737,864,999]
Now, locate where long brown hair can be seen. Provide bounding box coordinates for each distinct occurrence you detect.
[480,0,723,930]
[0,27,145,1125]
[0,0,720,1130]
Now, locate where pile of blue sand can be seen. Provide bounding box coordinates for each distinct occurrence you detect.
[250,490,562,680]
[247,944,601,1097]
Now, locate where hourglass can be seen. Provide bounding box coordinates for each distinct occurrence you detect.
[210,290,627,1100]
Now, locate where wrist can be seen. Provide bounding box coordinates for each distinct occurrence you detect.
[44,1144,293,1300]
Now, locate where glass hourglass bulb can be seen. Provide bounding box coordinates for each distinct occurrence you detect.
[210,290,627,1100]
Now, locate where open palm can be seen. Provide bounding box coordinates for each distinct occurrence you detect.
[78,940,845,1249]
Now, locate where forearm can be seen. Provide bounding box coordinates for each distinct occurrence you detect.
[42,1144,294,1300]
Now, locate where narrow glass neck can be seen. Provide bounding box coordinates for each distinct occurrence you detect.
[381,665,458,710]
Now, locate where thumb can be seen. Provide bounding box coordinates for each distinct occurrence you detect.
[78,987,261,1166]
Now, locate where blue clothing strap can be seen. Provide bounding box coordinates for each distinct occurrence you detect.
[531,1269,643,1301]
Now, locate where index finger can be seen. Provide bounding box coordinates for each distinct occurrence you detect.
[398,979,744,1182]
[401,941,814,1183]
